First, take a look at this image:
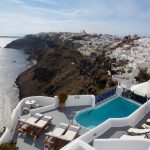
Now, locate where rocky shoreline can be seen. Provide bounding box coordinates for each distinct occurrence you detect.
[15,74,23,100]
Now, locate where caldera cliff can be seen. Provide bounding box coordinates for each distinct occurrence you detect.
[6,32,116,99]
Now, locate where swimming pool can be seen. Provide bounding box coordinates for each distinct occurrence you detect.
[75,96,140,129]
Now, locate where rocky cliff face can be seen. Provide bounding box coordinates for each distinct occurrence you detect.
[6,33,60,60]
[7,33,116,98]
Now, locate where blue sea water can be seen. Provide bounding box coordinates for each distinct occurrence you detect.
[0,37,29,106]
[0,37,29,129]
[75,96,140,129]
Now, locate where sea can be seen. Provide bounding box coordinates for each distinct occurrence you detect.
[0,37,29,128]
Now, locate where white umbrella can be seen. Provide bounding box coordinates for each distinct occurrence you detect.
[130,80,150,98]
[2,96,12,129]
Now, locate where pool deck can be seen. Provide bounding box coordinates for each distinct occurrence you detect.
[13,106,89,150]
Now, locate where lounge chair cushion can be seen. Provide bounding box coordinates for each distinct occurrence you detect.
[59,123,69,129]
[25,113,43,125]
[120,134,146,139]
[33,115,52,128]
[41,116,52,121]
[25,117,38,125]
[60,125,80,141]
[46,128,65,137]
[35,120,48,128]
[60,130,77,141]
[69,125,80,132]
[46,123,69,137]
[19,118,26,122]
[142,124,150,129]
[127,128,150,134]
[34,113,43,119]
[147,119,150,123]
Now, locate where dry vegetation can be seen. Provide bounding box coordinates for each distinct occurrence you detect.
[0,143,15,150]
[135,68,150,83]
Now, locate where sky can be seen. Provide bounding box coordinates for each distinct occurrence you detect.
[0,0,150,36]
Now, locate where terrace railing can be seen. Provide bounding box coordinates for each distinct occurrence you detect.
[95,87,117,105]
[122,88,147,104]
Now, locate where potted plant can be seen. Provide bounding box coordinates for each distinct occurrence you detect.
[58,92,68,109]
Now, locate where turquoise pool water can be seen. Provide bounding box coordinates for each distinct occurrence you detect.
[75,96,140,129]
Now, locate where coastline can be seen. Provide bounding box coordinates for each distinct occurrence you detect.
[0,47,29,110]
[15,75,21,100]
[15,58,35,100]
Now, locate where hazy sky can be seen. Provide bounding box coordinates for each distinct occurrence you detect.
[0,0,150,36]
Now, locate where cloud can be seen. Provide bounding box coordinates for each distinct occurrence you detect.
[0,0,150,35]
[6,0,25,4]
[0,10,149,36]
[32,0,59,5]
[19,5,91,18]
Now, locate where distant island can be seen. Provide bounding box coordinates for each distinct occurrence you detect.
[5,32,149,99]
[0,36,22,38]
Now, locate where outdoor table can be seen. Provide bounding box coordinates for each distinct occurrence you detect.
[25,100,36,109]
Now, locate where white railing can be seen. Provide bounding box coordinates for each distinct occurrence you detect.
[63,139,96,150]
[29,96,57,115]
[65,95,95,107]
[93,139,150,150]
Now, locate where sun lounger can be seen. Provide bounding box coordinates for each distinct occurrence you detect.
[59,125,80,142]
[25,113,43,125]
[43,123,69,149]
[146,119,150,124]
[45,123,69,138]
[19,113,43,124]
[17,113,43,133]
[120,134,146,139]
[127,128,150,135]
[33,115,52,128]
[142,123,150,129]
[26,115,53,137]
[17,123,31,133]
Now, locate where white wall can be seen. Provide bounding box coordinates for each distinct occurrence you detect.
[65,95,95,107]
[29,96,57,115]
[24,96,55,106]
[93,139,150,150]
[61,139,96,150]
